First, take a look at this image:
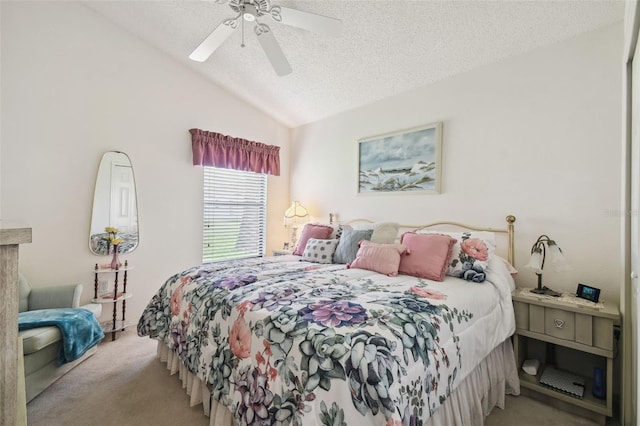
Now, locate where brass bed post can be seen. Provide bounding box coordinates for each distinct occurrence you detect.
[506,215,516,266]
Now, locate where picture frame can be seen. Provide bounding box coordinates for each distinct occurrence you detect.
[358,122,442,194]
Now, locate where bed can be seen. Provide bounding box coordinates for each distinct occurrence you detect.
[137,216,520,426]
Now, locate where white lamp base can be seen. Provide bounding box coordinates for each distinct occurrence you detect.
[290,225,300,248]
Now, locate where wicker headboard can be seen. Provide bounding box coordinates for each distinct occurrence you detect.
[335,215,516,265]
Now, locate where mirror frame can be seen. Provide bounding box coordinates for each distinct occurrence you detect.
[89,151,139,255]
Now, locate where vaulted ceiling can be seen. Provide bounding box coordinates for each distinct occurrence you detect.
[83,0,625,128]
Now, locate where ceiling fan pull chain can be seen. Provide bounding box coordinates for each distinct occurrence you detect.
[241,5,245,47]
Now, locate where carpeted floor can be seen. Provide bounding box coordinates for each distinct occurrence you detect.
[26,330,208,426]
[26,330,608,426]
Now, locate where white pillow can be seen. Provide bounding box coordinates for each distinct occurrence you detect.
[352,222,400,244]
[301,238,339,264]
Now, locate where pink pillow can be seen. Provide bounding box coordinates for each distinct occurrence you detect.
[293,224,333,255]
[398,232,457,281]
[348,241,407,277]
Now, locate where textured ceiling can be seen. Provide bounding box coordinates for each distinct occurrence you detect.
[82,0,625,128]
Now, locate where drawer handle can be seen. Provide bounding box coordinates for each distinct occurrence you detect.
[554,319,565,329]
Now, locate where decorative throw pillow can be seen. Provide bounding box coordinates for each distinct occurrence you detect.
[398,232,457,281]
[418,231,496,282]
[352,222,400,244]
[293,224,334,256]
[302,238,340,264]
[332,224,345,240]
[348,240,407,276]
[446,232,496,283]
[308,223,343,240]
[333,228,373,264]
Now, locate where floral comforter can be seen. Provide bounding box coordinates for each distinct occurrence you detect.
[137,255,515,426]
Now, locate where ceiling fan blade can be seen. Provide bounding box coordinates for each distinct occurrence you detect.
[189,20,237,62]
[255,25,292,76]
[278,7,342,37]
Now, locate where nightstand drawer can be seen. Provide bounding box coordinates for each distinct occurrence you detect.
[514,299,615,352]
[544,308,575,341]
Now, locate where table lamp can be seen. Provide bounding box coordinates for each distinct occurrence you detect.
[525,235,572,296]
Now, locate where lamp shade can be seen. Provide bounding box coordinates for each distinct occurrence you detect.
[547,242,572,272]
[525,248,544,273]
[284,201,309,220]
[527,234,570,296]
[284,201,309,246]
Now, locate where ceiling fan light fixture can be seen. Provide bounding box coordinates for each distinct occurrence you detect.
[190,0,342,76]
[242,4,258,21]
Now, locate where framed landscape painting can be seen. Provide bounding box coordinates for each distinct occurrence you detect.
[358,122,442,194]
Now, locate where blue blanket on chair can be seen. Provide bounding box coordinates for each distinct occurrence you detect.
[19,308,105,366]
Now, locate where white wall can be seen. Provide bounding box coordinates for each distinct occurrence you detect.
[0,1,291,321]
[291,23,623,300]
[0,2,624,316]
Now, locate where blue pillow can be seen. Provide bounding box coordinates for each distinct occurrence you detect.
[333,228,373,264]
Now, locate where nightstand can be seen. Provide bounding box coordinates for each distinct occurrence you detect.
[272,249,293,256]
[512,289,620,425]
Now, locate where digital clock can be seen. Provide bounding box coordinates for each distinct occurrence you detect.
[576,283,600,303]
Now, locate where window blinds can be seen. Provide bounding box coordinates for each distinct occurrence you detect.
[203,167,267,263]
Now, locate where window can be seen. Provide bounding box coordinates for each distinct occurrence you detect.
[203,167,267,263]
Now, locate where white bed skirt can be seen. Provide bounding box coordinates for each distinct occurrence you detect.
[155,338,521,426]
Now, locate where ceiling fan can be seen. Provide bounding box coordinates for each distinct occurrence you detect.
[189,0,342,76]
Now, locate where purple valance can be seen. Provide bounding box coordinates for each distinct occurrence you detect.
[190,128,280,176]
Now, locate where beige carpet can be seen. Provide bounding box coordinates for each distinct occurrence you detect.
[27,330,208,426]
[27,330,609,426]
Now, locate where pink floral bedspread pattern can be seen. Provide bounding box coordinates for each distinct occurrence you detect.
[137,257,505,425]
